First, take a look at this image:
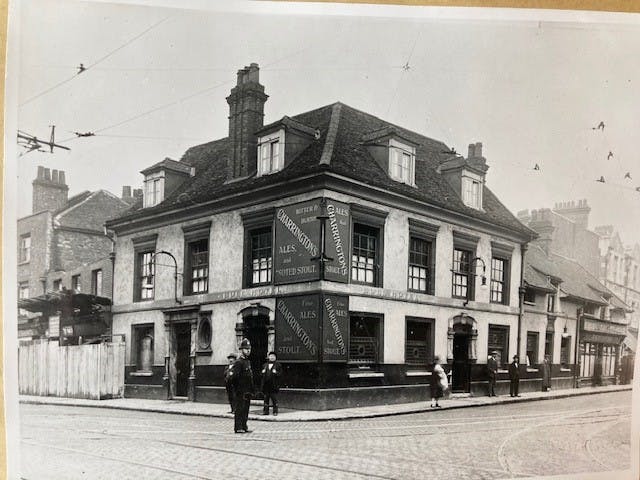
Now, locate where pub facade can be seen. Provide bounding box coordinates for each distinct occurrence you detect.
[107,63,537,409]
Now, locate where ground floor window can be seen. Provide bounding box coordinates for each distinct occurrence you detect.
[132,324,154,372]
[560,336,571,367]
[405,317,434,367]
[579,342,597,378]
[349,314,382,365]
[488,325,509,367]
[526,332,539,366]
[601,345,617,377]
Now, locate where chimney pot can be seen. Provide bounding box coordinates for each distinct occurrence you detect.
[468,144,475,158]
[59,171,66,185]
[44,168,51,181]
[52,170,59,183]
[122,186,131,198]
[37,166,45,179]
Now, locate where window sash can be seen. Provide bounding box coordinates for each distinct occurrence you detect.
[452,248,473,299]
[526,332,539,365]
[91,270,103,296]
[138,251,155,300]
[490,257,506,304]
[488,325,509,367]
[20,236,31,262]
[259,139,281,175]
[188,240,209,294]
[408,237,432,293]
[352,225,378,285]
[390,146,414,184]
[250,229,272,286]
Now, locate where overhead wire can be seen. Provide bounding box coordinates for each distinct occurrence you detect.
[19,16,170,108]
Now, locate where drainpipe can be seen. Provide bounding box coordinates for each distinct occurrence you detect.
[104,227,117,339]
[517,244,528,359]
[574,307,583,388]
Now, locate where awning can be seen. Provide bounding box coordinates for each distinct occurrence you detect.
[18,290,111,314]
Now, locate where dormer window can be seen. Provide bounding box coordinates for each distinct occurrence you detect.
[257,129,284,176]
[389,139,415,185]
[143,171,164,208]
[462,172,483,209]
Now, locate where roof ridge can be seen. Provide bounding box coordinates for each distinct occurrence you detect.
[319,103,342,165]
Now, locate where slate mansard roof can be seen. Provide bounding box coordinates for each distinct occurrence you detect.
[110,102,535,239]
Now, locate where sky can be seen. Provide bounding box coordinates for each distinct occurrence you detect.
[9,0,640,245]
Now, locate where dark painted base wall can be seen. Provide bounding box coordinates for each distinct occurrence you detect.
[123,363,608,410]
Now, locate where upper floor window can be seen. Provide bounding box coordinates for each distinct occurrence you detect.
[19,234,31,263]
[186,239,209,295]
[490,257,509,305]
[136,251,155,301]
[143,172,164,208]
[524,287,536,304]
[408,237,433,294]
[462,174,482,209]
[547,293,556,313]
[71,274,81,292]
[452,248,474,300]
[91,269,103,296]
[352,224,380,285]
[52,279,62,292]
[389,139,415,185]
[257,130,284,176]
[249,227,272,286]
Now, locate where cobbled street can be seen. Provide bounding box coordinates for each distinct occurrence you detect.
[20,391,631,480]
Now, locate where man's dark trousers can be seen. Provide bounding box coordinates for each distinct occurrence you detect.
[234,394,250,432]
[263,390,278,415]
[510,378,519,397]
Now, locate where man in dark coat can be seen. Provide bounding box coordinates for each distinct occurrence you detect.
[232,338,254,433]
[487,351,498,397]
[223,353,237,413]
[261,351,282,416]
[509,355,521,397]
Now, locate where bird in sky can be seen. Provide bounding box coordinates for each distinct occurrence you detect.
[624,172,632,179]
[607,151,614,160]
[533,164,540,171]
[77,63,86,74]
[597,176,606,183]
[592,121,605,131]
[402,62,410,71]
[74,131,95,137]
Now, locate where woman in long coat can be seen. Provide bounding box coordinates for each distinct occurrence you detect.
[541,355,552,391]
[430,356,446,408]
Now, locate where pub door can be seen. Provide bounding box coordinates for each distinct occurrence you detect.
[452,325,471,392]
[175,323,191,398]
[243,315,269,390]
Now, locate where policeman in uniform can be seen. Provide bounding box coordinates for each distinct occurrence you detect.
[232,338,254,433]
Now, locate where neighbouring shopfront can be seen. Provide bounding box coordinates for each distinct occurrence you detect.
[578,316,626,386]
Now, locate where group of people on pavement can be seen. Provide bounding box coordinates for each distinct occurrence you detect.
[487,351,553,397]
[224,338,282,434]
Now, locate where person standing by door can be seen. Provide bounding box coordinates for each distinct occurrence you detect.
[232,338,254,433]
[261,351,282,416]
[487,351,498,397]
[509,355,521,397]
[541,355,552,392]
[430,356,446,408]
[224,353,237,414]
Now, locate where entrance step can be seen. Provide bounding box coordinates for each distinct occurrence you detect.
[449,393,472,399]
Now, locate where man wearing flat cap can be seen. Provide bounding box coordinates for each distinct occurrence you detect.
[231,338,254,433]
[487,351,498,397]
[223,353,237,413]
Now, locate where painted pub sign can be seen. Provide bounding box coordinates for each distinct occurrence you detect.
[275,294,349,363]
[273,198,350,284]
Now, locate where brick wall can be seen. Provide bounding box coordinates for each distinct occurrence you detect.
[51,229,113,272]
[17,211,52,297]
[47,256,114,298]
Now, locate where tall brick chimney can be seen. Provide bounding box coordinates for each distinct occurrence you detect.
[552,199,591,230]
[32,166,69,213]
[226,63,268,179]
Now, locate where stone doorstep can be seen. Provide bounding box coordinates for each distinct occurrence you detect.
[19,385,632,422]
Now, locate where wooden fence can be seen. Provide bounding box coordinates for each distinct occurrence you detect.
[19,340,125,399]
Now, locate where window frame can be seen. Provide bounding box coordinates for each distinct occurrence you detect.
[91,269,103,296]
[18,281,30,317]
[488,324,509,368]
[143,171,165,208]
[490,257,509,305]
[404,317,435,368]
[242,209,275,288]
[52,279,62,292]
[524,287,536,304]
[71,274,81,293]
[132,234,157,302]
[131,323,155,372]
[388,138,416,186]
[461,172,483,210]
[407,218,438,295]
[348,312,384,366]
[526,331,539,366]
[19,234,31,263]
[350,205,387,288]
[182,222,211,296]
[257,129,285,176]
[560,336,571,367]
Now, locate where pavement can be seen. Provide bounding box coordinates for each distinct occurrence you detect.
[19,383,633,422]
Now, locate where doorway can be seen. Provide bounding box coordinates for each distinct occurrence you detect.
[452,324,471,392]
[243,315,269,388]
[174,323,191,397]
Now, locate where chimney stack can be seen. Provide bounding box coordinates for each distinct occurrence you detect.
[32,165,69,213]
[226,63,268,179]
[552,198,591,230]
